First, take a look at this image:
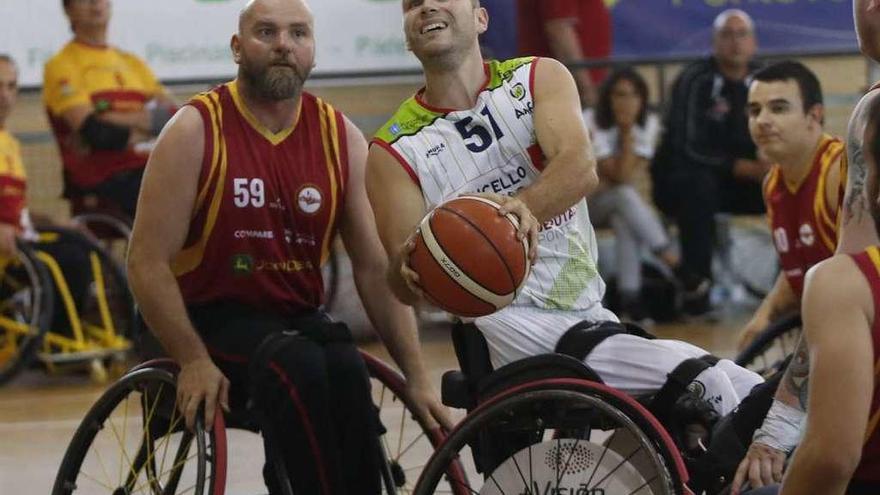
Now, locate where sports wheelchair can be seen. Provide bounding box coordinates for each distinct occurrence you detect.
[735,313,801,377]
[413,322,714,495]
[52,349,467,494]
[0,228,136,384]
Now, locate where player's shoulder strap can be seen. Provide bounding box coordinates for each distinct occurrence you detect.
[373,96,445,145]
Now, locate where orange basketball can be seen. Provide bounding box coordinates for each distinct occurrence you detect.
[410,196,530,317]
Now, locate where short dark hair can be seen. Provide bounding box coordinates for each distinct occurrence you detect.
[752,61,824,114]
[0,54,16,71]
[594,67,649,130]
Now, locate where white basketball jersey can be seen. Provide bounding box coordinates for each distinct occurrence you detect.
[373,57,607,313]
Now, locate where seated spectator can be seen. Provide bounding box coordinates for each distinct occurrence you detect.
[43,0,176,221]
[652,9,769,315]
[584,67,678,323]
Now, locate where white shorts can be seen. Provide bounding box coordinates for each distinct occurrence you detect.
[475,305,764,416]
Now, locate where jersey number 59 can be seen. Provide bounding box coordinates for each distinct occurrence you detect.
[233,178,266,208]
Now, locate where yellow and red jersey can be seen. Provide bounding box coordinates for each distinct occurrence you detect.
[849,246,880,485]
[764,134,844,297]
[0,130,26,228]
[42,40,166,189]
[174,82,348,316]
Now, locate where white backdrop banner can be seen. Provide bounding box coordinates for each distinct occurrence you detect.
[0,0,420,88]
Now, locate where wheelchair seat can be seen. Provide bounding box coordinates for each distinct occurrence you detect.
[441,322,603,411]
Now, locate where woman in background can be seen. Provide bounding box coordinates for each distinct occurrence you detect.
[584,67,679,323]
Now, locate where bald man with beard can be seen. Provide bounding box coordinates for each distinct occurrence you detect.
[127,1,448,492]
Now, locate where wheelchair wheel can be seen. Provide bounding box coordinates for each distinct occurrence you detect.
[70,213,132,266]
[0,241,54,385]
[53,364,227,495]
[735,313,801,377]
[362,352,469,495]
[414,378,688,495]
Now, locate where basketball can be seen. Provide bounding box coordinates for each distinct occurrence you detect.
[410,196,530,317]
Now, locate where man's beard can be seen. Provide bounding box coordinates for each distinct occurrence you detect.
[239,59,309,101]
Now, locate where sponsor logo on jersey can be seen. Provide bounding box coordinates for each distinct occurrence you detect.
[255,258,314,273]
[269,197,286,211]
[234,230,274,240]
[799,223,815,247]
[231,254,254,275]
[389,123,401,136]
[425,143,446,158]
[284,229,293,244]
[509,82,526,101]
[297,185,323,215]
[294,233,317,246]
[515,101,535,119]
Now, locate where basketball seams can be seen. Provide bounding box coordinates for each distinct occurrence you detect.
[420,214,514,309]
[437,205,518,293]
[455,196,530,290]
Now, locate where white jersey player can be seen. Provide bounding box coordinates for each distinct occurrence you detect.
[368,0,762,416]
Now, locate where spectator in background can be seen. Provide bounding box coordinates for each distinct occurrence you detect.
[651,9,769,315]
[517,0,612,107]
[43,0,176,221]
[479,0,518,60]
[584,67,678,324]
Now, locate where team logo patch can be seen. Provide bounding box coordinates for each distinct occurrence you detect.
[510,82,526,101]
[389,123,401,136]
[687,380,706,398]
[297,185,323,215]
[799,223,815,247]
[231,254,254,275]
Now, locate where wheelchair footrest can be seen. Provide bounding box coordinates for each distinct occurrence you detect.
[441,370,475,409]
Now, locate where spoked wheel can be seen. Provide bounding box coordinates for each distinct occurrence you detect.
[0,241,53,385]
[414,378,688,495]
[735,313,801,377]
[362,352,469,495]
[53,365,227,494]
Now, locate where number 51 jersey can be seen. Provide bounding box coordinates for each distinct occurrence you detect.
[173,81,348,315]
[372,57,606,313]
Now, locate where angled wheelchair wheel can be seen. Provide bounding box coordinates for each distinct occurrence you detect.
[70,213,132,264]
[36,228,138,371]
[0,240,54,385]
[53,362,227,495]
[735,313,801,377]
[414,378,689,495]
[362,352,469,495]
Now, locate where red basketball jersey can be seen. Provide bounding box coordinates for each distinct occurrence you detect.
[849,246,880,485]
[174,82,348,315]
[764,134,844,297]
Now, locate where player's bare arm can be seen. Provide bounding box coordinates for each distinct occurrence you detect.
[481,58,599,260]
[737,272,797,352]
[780,256,874,495]
[340,117,451,430]
[514,58,599,222]
[366,144,429,306]
[127,105,229,430]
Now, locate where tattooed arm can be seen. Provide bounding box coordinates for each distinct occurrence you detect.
[838,89,880,254]
[780,255,875,495]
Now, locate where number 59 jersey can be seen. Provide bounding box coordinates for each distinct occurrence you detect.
[174,81,348,315]
[372,57,607,313]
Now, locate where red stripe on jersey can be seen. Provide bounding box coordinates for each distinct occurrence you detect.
[371,139,421,187]
[527,143,546,172]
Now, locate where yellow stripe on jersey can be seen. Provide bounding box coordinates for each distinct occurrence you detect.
[764,166,780,220]
[317,99,340,267]
[813,138,844,252]
[192,92,222,215]
[228,80,296,146]
[172,92,228,276]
